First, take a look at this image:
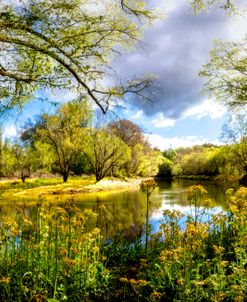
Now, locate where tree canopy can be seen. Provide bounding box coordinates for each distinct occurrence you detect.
[107,119,146,147]
[190,0,238,14]
[28,98,92,182]
[0,0,155,114]
[200,39,247,108]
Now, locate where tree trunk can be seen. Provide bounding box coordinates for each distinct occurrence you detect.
[239,174,247,186]
[63,173,69,183]
[96,174,101,182]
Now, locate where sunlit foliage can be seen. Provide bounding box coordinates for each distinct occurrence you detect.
[0,0,156,113]
[200,39,247,108]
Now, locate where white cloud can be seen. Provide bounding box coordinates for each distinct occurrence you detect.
[3,125,17,138]
[151,114,176,128]
[146,133,221,150]
[182,99,227,120]
[151,99,226,130]
[131,110,143,119]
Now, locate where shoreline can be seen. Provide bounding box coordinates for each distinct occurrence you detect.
[0,177,143,201]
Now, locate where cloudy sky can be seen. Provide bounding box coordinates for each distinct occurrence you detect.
[3,0,247,150]
[115,0,246,150]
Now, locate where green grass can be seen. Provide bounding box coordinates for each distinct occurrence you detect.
[0,176,96,201]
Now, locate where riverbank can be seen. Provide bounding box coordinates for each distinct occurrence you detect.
[174,174,240,183]
[0,177,142,201]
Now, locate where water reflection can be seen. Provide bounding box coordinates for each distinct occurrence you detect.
[0,179,234,241]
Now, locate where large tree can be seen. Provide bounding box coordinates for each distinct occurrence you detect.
[199,39,247,108]
[0,0,155,114]
[83,128,131,181]
[32,98,92,182]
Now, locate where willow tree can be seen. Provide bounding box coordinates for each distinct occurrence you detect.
[34,99,92,182]
[0,0,156,114]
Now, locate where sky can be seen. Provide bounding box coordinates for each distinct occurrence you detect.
[3,0,247,150]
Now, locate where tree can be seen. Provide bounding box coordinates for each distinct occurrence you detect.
[83,128,131,181]
[199,39,247,108]
[32,98,92,182]
[0,128,7,176]
[0,0,156,114]
[12,143,34,182]
[107,119,162,177]
[107,119,146,147]
[157,157,173,178]
[222,114,247,182]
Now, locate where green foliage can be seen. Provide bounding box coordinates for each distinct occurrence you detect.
[172,145,223,177]
[157,157,173,178]
[0,0,156,113]
[33,98,92,182]
[128,144,163,177]
[222,114,247,175]
[83,128,131,181]
[0,201,109,301]
[164,144,243,180]
[11,143,37,182]
[70,152,92,176]
[200,39,247,108]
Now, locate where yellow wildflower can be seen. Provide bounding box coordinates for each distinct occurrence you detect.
[0,276,11,284]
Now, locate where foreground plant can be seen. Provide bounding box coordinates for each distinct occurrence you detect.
[0,186,246,301]
[103,186,247,302]
[140,179,157,253]
[0,201,109,301]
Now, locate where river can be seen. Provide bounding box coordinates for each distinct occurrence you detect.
[74,178,233,240]
[1,178,235,241]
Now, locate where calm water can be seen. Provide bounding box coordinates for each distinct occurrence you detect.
[1,179,234,240]
[74,178,232,239]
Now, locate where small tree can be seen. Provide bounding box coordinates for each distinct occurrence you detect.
[12,144,34,182]
[0,129,7,176]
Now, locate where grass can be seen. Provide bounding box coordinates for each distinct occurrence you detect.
[0,176,140,202]
[0,176,97,201]
[0,185,246,301]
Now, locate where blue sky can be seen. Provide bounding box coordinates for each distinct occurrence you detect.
[3,0,247,150]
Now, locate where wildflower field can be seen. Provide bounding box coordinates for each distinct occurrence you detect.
[0,185,246,301]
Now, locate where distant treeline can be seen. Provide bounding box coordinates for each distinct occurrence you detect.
[158,141,247,181]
